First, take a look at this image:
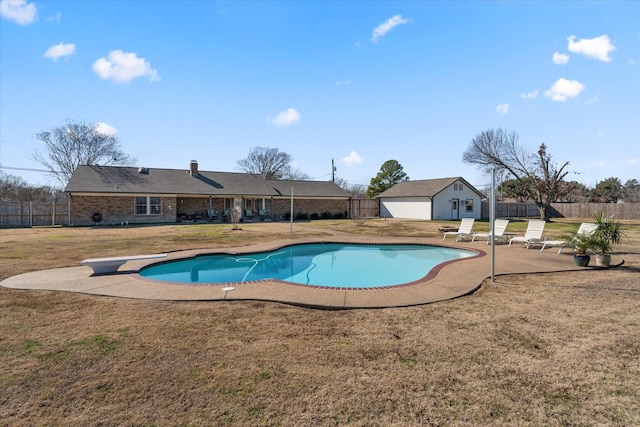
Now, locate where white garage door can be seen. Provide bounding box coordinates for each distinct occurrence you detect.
[380,197,431,220]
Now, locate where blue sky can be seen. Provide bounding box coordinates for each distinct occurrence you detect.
[1,0,639,190]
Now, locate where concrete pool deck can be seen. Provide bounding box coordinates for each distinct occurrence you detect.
[1,236,618,309]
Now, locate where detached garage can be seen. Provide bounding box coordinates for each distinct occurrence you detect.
[377,177,483,220]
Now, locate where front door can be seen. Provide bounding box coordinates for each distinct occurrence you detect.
[451,199,459,220]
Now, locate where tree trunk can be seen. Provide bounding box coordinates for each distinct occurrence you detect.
[537,204,550,221]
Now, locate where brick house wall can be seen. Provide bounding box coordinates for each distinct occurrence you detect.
[272,198,348,219]
[70,195,177,226]
[70,195,350,225]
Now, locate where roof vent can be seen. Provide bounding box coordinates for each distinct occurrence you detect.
[138,167,148,174]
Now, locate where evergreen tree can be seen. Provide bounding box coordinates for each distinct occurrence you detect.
[366,160,409,198]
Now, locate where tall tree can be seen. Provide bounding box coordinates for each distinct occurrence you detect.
[589,177,623,203]
[623,179,640,203]
[462,128,570,220]
[32,119,136,187]
[497,178,533,202]
[0,172,62,202]
[366,160,409,198]
[237,147,294,180]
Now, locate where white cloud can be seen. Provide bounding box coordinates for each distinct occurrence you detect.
[341,150,363,167]
[496,104,509,114]
[520,90,538,100]
[552,52,569,65]
[43,42,76,61]
[0,0,37,25]
[93,122,118,137]
[585,96,599,106]
[46,11,61,22]
[336,80,352,86]
[567,34,616,62]
[544,78,585,102]
[371,14,410,43]
[92,50,160,83]
[630,158,640,165]
[269,108,300,127]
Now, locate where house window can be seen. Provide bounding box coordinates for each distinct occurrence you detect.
[465,199,474,212]
[454,183,464,191]
[135,196,162,215]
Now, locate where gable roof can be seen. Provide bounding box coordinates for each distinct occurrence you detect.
[65,165,350,198]
[376,177,483,199]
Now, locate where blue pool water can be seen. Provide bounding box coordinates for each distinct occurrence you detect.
[139,243,476,288]
[140,243,476,288]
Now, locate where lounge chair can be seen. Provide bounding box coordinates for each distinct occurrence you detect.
[472,219,510,244]
[508,220,546,248]
[442,218,475,241]
[540,222,597,254]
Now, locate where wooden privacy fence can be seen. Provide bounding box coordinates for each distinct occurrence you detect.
[481,201,640,220]
[550,203,640,220]
[0,202,71,227]
[350,198,379,218]
[481,201,539,219]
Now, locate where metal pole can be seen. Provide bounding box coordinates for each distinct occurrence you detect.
[290,186,294,239]
[491,169,496,282]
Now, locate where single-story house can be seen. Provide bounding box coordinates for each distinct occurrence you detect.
[64,160,351,226]
[377,177,484,220]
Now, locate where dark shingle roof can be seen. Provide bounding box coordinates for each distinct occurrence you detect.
[376,177,482,198]
[65,165,349,198]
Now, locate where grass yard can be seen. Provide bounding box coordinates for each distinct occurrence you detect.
[1,219,639,425]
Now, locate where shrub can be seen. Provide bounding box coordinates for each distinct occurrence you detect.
[321,211,333,219]
[310,213,320,220]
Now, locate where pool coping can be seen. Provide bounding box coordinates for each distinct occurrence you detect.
[0,236,603,309]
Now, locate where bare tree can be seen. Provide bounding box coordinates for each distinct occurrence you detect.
[462,128,570,221]
[32,119,136,187]
[282,168,311,181]
[0,172,62,202]
[237,147,293,180]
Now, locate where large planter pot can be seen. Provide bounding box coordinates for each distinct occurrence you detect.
[594,254,611,267]
[573,254,591,267]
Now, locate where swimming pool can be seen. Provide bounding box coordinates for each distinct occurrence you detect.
[139,243,477,289]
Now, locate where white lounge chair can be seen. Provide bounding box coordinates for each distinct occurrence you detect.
[442,218,475,241]
[472,219,510,244]
[540,222,597,254]
[508,220,546,248]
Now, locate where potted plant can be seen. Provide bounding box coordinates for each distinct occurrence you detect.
[571,232,594,267]
[590,212,624,267]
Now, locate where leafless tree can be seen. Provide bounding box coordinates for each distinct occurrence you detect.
[237,147,293,180]
[31,119,136,187]
[0,172,64,202]
[462,128,571,221]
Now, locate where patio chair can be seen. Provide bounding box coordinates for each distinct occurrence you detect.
[508,220,546,248]
[540,222,597,254]
[472,219,510,244]
[442,218,475,241]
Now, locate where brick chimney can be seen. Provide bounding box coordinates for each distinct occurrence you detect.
[189,160,198,176]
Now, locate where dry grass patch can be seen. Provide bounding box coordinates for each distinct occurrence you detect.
[1,220,639,425]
